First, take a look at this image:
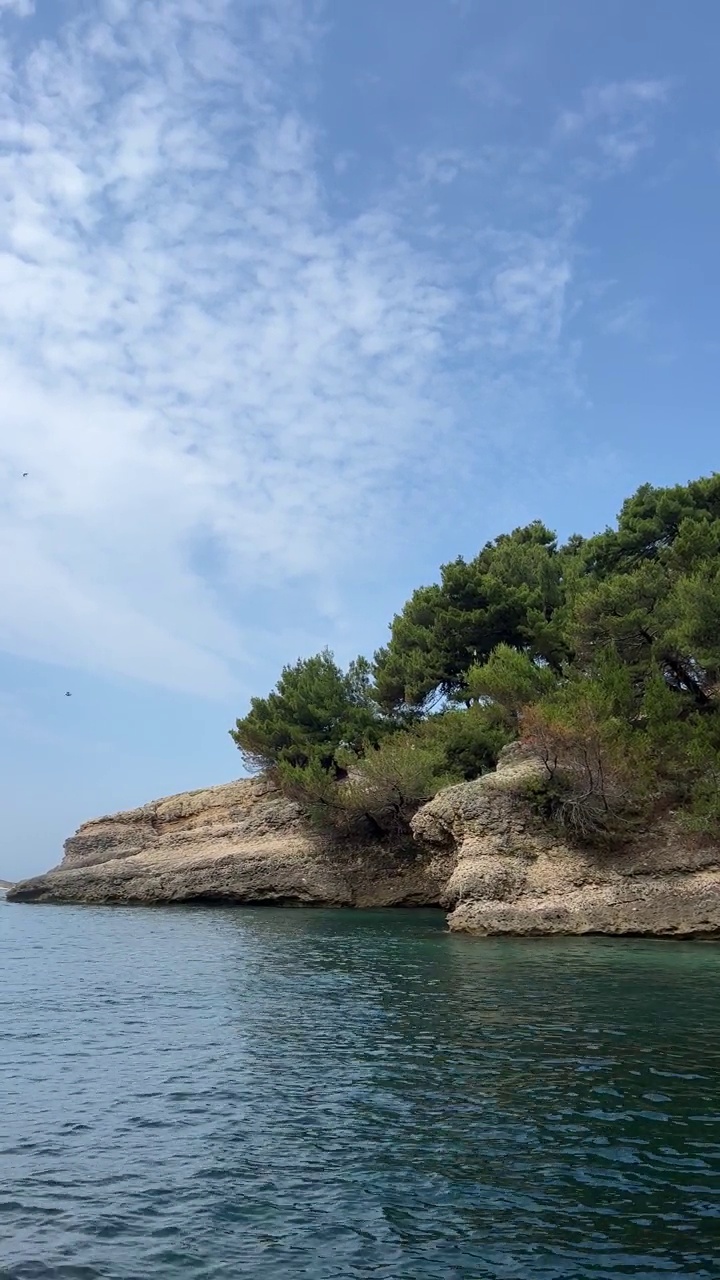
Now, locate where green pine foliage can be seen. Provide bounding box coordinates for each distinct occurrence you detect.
[229,650,387,776]
[464,644,559,725]
[372,521,569,714]
[230,473,720,843]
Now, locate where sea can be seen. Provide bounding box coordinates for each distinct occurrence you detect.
[1,898,719,1279]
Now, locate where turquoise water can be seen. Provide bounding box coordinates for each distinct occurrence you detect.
[1,901,719,1279]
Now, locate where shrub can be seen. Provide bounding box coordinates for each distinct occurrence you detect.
[520,693,649,842]
[678,720,720,836]
[414,705,512,780]
[279,733,458,840]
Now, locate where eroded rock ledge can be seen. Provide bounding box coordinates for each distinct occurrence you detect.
[412,745,720,936]
[9,747,720,936]
[7,775,453,910]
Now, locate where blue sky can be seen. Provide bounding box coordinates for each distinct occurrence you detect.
[1,0,719,879]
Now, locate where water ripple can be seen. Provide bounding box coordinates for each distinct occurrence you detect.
[1,902,719,1278]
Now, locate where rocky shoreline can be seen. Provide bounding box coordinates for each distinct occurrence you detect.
[8,747,720,936]
[7,773,454,912]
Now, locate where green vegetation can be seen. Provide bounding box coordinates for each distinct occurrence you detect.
[231,474,720,844]
[277,735,456,841]
[230,651,386,776]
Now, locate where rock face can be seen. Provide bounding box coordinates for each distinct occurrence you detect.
[9,747,720,936]
[7,776,453,909]
[412,744,720,937]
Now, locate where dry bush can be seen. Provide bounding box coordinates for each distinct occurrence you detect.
[279,735,456,841]
[520,701,647,842]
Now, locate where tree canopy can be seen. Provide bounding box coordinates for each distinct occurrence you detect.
[373,521,570,714]
[230,651,385,776]
[230,473,720,842]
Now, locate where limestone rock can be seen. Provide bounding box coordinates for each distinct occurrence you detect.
[8,776,453,909]
[9,742,720,937]
[410,744,720,937]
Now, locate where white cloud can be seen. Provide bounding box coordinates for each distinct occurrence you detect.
[555,78,672,173]
[0,0,462,696]
[0,0,34,16]
[457,67,520,109]
[557,79,671,135]
[601,297,650,341]
[0,3,646,700]
[491,256,571,346]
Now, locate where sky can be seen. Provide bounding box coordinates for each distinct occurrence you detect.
[1,0,719,879]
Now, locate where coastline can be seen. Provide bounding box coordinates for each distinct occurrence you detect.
[8,748,720,937]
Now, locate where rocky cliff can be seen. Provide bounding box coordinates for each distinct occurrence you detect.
[412,745,720,936]
[8,748,720,936]
[7,774,453,910]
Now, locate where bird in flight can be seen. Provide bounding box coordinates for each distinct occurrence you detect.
[65,692,72,697]
[22,472,28,478]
